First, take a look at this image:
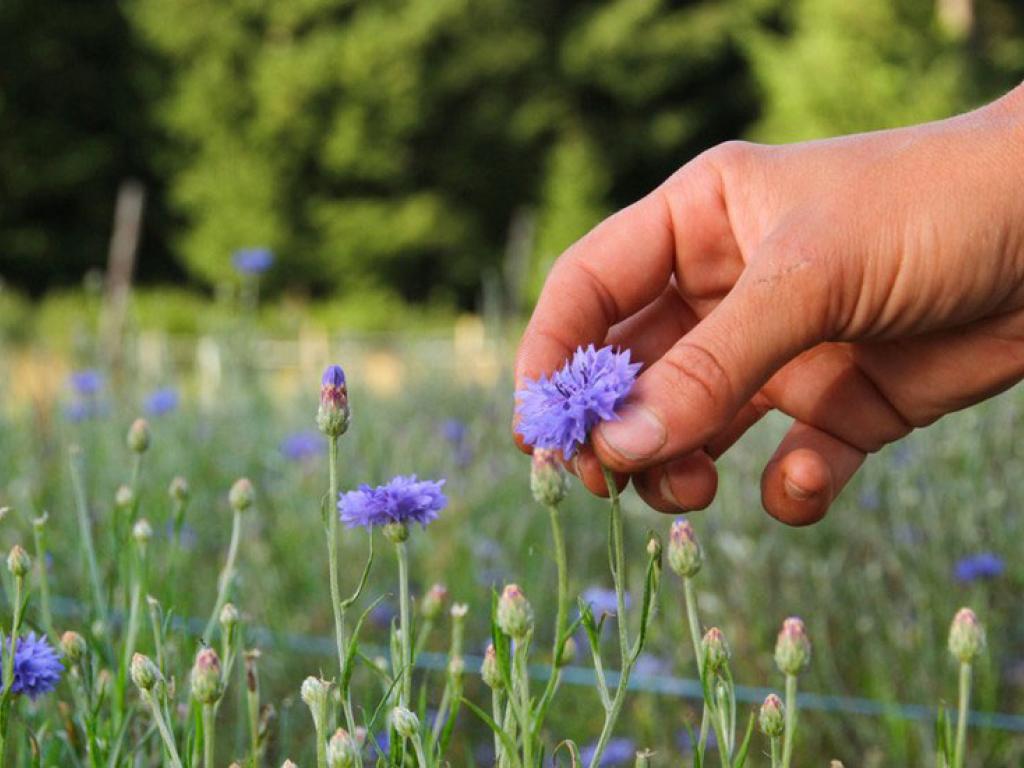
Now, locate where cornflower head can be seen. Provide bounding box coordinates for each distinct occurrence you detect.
[774,617,811,676]
[953,553,1004,583]
[232,247,274,275]
[3,633,62,698]
[338,475,446,541]
[280,430,326,462]
[515,344,641,458]
[318,365,351,437]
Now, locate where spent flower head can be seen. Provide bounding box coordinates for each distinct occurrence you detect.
[132,518,153,547]
[318,365,351,437]
[515,344,641,458]
[774,617,811,676]
[115,484,135,510]
[338,475,446,531]
[948,607,986,664]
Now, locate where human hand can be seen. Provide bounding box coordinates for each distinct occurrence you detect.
[515,86,1024,525]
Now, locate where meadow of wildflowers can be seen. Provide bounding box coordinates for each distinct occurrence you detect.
[0,320,1019,766]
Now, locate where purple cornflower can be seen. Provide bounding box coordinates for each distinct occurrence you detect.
[338,475,447,529]
[3,633,62,699]
[279,431,325,462]
[232,247,274,275]
[580,737,635,766]
[515,345,640,458]
[69,369,103,396]
[144,388,179,416]
[954,553,1005,583]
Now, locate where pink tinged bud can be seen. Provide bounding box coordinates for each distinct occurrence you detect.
[530,448,568,506]
[759,693,785,737]
[229,478,254,512]
[327,728,361,768]
[774,617,811,676]
[131,653,159,691]
[421,584,448,620]
[667,519,703,578]
[496,583,534,639]
[948,607,986,664]
[61,631,87,662]
[701,627,730,673]
[318,365,351,437]
[190,648,223,704]
[7,545,30,578]
[481,644,503,689]
[127,418,151,453]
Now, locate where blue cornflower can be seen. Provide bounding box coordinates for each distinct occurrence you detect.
[232,247,274,275]
[580,737,635,766]
[4,633,62,699]
[441,419,467,446]
[144,388,179,416]
[954,553,1005,583]
[338,475,447,529]
[581,586,631,617]
[279,431,326,462]
[515,345,640,458]
[69,369,103,396]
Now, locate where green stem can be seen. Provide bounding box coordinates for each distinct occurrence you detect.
[781,674,798,768]
[144,690,184,768]
[491,689,505,768]
[326,436,356,732]
[514,640,533,768]
[396,541,413,707]
[953,662,972,768]
[409,729,430,768]
[534,503,568,727]
[31,518,53,639]
[248,684,260,768]
[770,736,781,768]
[69,446,107,623]
[202,702,216,768]
[0,576,25,762]
[204,509,242,642]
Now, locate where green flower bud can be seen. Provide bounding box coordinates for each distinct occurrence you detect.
[60,631,87,662]
[115,484,135,510]
[390,706,420,739]
[132,518,153,547]
[229,478,254,512]
[774,617,811,676]
[948,607,986,664]
[558,636,577,667]
[481,644,503,689]
[7,544,30,578]
[667,519,702,578]
[646,533,663,560]
[327,728,361,768]
[496,584,534,640]
[220,602,240,633]
[127,418,151,454]
[130,653,159,691]
[421,584,447,621]
[701,627,730,674]
[530,448,568,506]
[301,676,332,730]
[190,648,223,705]
[169,476,190,503]
[759,693,785,737]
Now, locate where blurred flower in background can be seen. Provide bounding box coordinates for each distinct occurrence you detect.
[954,553,1005,583]
[232,247,274,276]
[279,431,326,463]
[144,387,179,417]
[580,736,635,766]
[69,369,103,396]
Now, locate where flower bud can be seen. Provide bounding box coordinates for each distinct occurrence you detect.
[948,607,986,664]
[558,636,577,667]
[169,476,190,504]
[774,617,811,676]
[667,519,702,578]
[327,728,361,768]
[32,512,48,533]
[131,653,159,691]
[634,750,655,767]
[127,418,151,454]
[450,602,469,620]
[646,533,663,560]
[229,478,254,512]
[132,518,153,546]
[530,448,568,506]
[220,602,240,633]
[61,631,87,662]
[759,693,785,737]
[421,584,448,621]
[481,644,503,689]
[317,365,351,438]
[496,584,534,639]
[301,676,331,729]
[383,521,408,543]
[190,648,223,705]
[7,545,30,578]
[701,627,730,674]
[115,484,135,510]
[390,706,419,739]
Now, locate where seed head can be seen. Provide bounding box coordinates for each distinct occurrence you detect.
[190,648,223,705]
[481,644,503,689]
[7,545,30,578]
[701,627,730,674]
[317,365,351,438]
[496,584,534,640]
[130,653,159,691]
[127,418,151,454]
[390,706,419,739]
[667,519,702,578]
[421,584,448,621]
[948,607,986,664]
[60,631,87,662]
[530,448,569,506]
[774,617,811,676]
[326,728,361,768]
[229,478,254,513]
[758,693,785,737]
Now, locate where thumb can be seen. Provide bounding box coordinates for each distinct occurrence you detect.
[593,255,827,472]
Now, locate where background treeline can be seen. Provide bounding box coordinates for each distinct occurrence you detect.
[3,0,1024,311]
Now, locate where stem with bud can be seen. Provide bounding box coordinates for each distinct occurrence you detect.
[204,508,242,643]
[326,435,356,733]
[396,540,413,708]
[781,673,798,768]
[953,661,971,768]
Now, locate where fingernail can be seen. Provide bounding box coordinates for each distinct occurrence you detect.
[597,405,667,461]
[783,475,814,501]
[658,474,681,509]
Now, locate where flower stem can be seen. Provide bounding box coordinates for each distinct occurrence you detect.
[204,509,242,643]
[0,575,25,761]
[31,517,53,639]
[326,436,356,732]
[143,690,184,768]
[396,541,413,707]
[770,736,781,768]
[69,446,107,623]
[409,729,430,768]
[202,702,216,768]
[953,661,972,768]
[514,639,533,768]
[534,502,568,727]
[781,673,798,768]
[683,577,712,758]
[491,689,505,767]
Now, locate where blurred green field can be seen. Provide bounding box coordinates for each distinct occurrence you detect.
[0,312,1021,766]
